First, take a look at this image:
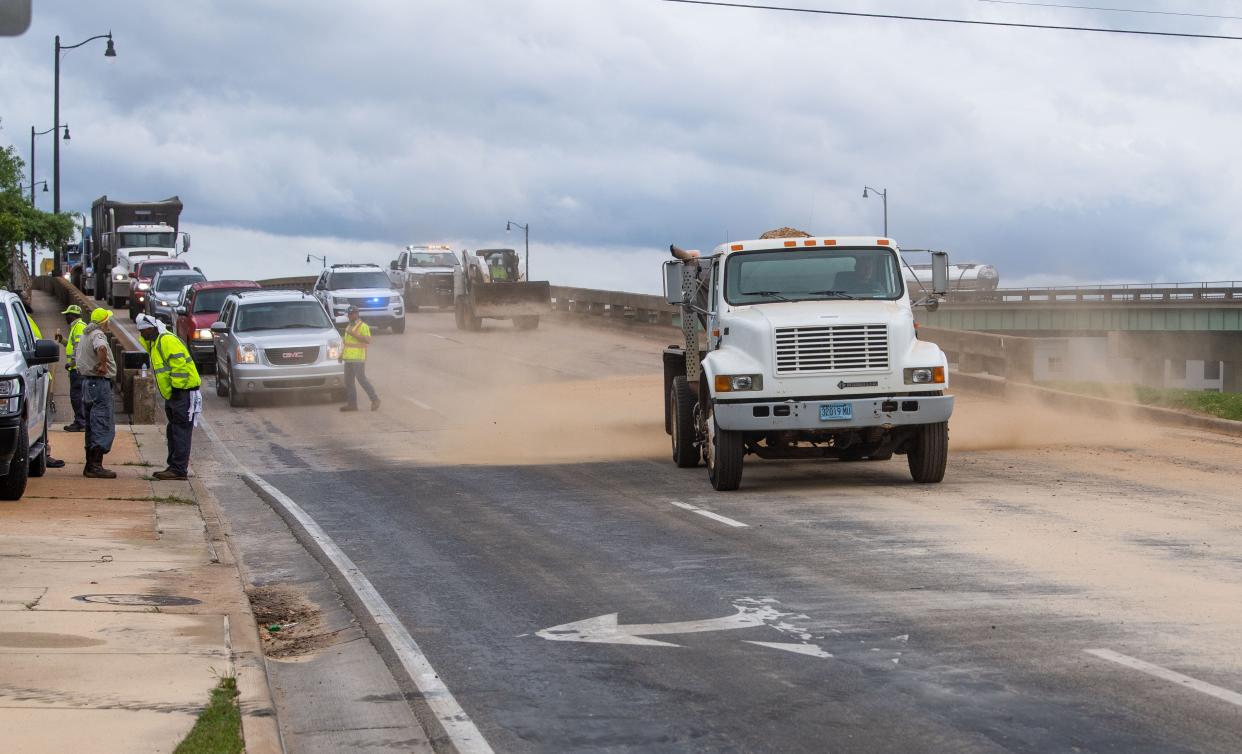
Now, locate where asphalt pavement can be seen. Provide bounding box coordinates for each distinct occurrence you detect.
[191,311,1242,753]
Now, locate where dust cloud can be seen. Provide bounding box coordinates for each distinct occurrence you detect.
[948,389,1161,451]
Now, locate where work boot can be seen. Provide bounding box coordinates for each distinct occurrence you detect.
[84,449,116,479]
[339,405,358,412]
[152,469,188,481]
[47,457,66,469]
[62,422,85,432]
[370,399,381,412]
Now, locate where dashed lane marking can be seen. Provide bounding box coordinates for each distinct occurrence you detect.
[671,501,749,528]
[201,419,495,754]
[1085,649,1242,708]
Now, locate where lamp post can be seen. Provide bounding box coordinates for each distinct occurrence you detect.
[30,124,69,206]
[17,182,49,276]
[306,254,327,269]
[505,220,529,280]
[53,31,115,276]
[862,186,888,237]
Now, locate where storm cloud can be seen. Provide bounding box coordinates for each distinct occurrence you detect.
[3,0,1240,290]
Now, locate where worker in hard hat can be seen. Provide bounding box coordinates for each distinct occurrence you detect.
[58,304,88,432]
[21,303,65,469]
[135,313,202,481]
[339,305,380,412]
[73,308,118,479]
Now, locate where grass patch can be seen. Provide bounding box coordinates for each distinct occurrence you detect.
[1040,381,1242,422]
[173,676,243,754]
[122,461,154,467]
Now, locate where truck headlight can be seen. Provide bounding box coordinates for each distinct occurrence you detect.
[114,274,126,281]
[0,378,20,399]
[0,397,20,417]
[327,339,342,360]
[905,367,945,385]
[236,344,258,364]
[137,282,150,291]
[192,328,213,340]
[714,374,763,392]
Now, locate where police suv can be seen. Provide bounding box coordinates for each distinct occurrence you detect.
[312,264,405,333]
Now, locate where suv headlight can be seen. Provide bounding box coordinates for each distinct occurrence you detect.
[137,282,150,291]
[192,328,213,340]
[905,367,945,385]
[114,273,127,282]
[236,344,258,364]
[714,374,763,392]
[327,339,342,360]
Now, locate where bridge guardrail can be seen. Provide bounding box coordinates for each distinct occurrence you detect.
[952,284,1242,305]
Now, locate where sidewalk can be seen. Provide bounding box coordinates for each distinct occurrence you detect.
[0,291,279,753]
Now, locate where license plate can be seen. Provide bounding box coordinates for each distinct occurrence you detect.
[819,402,852,421]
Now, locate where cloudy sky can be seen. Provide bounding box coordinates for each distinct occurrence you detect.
[3,0,1241,291]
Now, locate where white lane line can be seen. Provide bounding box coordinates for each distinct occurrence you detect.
[670,501,749,528]
[1085,649,1242,708]
[201,419,494,754]
[399,395,444,416]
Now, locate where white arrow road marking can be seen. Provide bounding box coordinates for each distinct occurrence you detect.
[538,604,775,646]
[745,641,832,658]
[1085,649,1242,708]
[670,501,749,528]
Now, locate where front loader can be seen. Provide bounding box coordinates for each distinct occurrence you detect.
[454,248,552,331]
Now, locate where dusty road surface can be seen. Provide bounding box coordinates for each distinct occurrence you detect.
[186,312,1242,753]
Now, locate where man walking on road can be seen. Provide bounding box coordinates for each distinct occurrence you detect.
[74,308,118,479]
[58,305,88,432]
[136,314,202,481]
[340,305,380,412]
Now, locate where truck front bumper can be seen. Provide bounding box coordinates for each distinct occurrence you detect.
[714,395,954,432]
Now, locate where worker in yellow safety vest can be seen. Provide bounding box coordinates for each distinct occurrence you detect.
[135,314,202,481]
[58,305,88,432]
[339,305,380,412]
[22,304,65,468]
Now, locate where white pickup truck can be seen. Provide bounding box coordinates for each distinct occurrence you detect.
[387,245,460,312]
[662,233,953,491]
[0,291,61,499]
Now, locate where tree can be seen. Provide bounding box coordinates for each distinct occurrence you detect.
[0,144,75,288]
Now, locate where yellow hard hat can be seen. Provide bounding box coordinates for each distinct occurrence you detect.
[90,308,113,324]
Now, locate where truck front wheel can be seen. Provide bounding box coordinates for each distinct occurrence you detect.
[705,406,744,491]
[669,376,699,468]
[908,422,948,483]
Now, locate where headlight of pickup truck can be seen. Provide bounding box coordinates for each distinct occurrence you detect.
[0,378,20,416]
[114,274,127,282]
[905,367,946,385]
[137,282,150,291]
[714,374,763,392]
[236,344,258,364]
[192,328,213,340]
[327,339,342,360]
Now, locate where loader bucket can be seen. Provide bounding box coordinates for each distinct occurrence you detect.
[470,281,553,318]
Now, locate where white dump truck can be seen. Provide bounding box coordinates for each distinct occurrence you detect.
[662,232,954,491]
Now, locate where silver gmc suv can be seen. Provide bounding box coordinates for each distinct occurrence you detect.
[211,290,344,407]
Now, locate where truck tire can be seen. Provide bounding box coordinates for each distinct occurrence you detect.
[456,300,481,331]
[705,406,744,491]
[215,373,228,397]
[29,414,48,478]
[670,376,699,468]
[391,317,406,334]
[908,422,948,483]
[0,422,30,500]
[226,362,246,407]
[406,289,419,314]
[513,315,539,331]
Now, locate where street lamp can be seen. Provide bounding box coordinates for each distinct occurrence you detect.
[506,220,529,280]
[306,254,327,269]
[862,186,888,237]
[30,124,69,207]
[53,31,115,276]
[19,181,49,194]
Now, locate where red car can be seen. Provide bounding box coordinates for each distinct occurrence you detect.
[175,280,262,369]
[128,258,191,318]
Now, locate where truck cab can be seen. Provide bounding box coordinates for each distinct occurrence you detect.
[104,222,189,307]
[663,235,953,491]
[388,245,459,311]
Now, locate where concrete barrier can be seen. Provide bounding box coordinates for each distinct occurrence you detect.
[32,275,158,424]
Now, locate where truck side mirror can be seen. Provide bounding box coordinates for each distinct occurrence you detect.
[210,321,229,334]
[930,251,950,296]
[28,339,61,366]
[663,260,684,306]
[390,260,398,270]
[182,233,191,253]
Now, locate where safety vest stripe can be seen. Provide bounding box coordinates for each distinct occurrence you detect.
[154,366,171,374]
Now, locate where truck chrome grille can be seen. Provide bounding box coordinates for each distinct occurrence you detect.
[774,324,889,374]
[265,346,320,366]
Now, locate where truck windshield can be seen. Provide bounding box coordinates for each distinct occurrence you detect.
[118,232,176,248]
[0,307,11,352]
[194,288,253,313]
[724,247,904,305]
[236,301,332,332]
[409,253,459,267]
[329,271,391,290]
